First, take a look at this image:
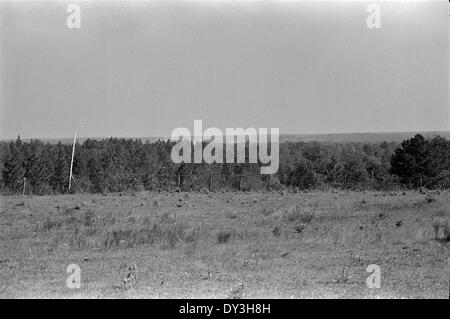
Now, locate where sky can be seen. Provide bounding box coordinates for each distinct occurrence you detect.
[0,0,448,139]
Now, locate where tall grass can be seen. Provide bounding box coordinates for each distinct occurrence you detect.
[40,209,190,250]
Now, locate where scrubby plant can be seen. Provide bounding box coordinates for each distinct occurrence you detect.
[216,230,232,244]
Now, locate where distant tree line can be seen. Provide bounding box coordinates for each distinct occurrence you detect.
[0,134,449,195]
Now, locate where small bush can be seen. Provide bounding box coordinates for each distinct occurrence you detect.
[216,230,232,244]
[272,226,281,237]
[293,223,306,233]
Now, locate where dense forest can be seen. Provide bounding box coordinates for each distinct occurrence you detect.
[1,134,449,195]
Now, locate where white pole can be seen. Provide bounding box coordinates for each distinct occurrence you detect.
[22,177,26,196]
[68,131,77,192]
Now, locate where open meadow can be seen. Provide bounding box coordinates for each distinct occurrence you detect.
[0,190,448,299]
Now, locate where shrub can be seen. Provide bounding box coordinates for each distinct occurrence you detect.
[216,230,232,244]
[272,226,281,237]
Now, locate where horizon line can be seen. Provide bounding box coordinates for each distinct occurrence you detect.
[1,130,450,142]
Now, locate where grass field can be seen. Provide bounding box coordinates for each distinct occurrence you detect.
[0,190,448,298]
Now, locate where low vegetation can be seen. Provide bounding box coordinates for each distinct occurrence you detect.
[0,190,448,298]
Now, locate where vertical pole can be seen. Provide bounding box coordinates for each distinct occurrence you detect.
[22,177,26,196]
[68,131,77,192]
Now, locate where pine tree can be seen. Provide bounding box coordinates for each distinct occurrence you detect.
[2,136,25,192]
[50,142,69,193]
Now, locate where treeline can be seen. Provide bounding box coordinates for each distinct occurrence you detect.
[0,134,449,195]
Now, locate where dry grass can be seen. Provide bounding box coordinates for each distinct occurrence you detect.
[0,190,448,298]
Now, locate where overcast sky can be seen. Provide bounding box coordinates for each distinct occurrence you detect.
[0,0,448,139]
